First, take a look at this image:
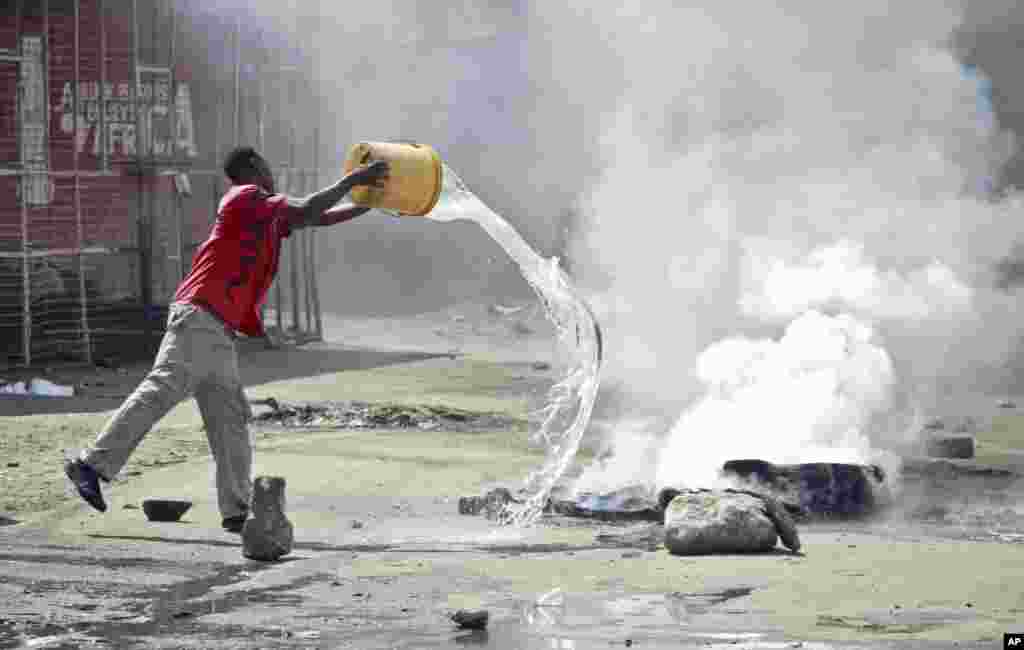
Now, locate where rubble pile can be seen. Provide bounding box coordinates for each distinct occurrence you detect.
[458,482,802,555]
[458,458,898,554]
[249,399,521,432]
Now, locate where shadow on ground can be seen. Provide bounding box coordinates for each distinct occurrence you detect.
[0,344,449,417]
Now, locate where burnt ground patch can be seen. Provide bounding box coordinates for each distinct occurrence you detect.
[249,399,527,433]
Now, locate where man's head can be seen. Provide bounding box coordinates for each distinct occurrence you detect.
[223,146,275,193]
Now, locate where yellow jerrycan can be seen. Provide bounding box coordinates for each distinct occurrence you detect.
[342,141,443,216]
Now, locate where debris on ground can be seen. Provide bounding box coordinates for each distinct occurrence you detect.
[458,487,519,519]
[450,609,489,630]
[0,378,75,397]
[458,481,800,554]
[924,433,976,459]
[248,399,524,432]
[242,476,294,562]
[463,462,889,524]
[488,303,528,317]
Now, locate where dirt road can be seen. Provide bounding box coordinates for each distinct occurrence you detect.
[1,309,1022,648]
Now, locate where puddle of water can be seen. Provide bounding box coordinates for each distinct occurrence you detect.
[430,589,777,650]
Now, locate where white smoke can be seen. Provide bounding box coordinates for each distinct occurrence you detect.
[226,0,1024,493]
[559,1,1024,489]
[739,240,972,323]
[655,310,895,489]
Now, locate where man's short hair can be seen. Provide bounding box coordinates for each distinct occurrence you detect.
[223,146,263,183]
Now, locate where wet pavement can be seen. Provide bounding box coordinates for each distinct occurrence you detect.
[2,494,1021,649]
[2,386,1024,648]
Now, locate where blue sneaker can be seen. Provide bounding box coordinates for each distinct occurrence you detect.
[64,459,107,513]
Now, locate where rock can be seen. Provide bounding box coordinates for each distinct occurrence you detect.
[924,434,975,460]
[662,485,798,551]
[663,490,779,555]
[531,362,551,371]
[451,609,489,630]
[242,476,294,562]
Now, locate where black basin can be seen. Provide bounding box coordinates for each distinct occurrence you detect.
[142,498,193,522]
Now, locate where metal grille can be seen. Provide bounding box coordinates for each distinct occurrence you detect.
[0,0,324,367]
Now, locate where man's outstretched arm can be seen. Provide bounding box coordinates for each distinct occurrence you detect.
[282,160,388,230]
[316,204,372,226]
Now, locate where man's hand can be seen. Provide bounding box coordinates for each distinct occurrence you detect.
[347,160,390,188]
[281,160,390,231]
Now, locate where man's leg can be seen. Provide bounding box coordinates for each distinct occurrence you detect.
[194,340,253,524]
[80,307,199,482]
[68,304,202,512]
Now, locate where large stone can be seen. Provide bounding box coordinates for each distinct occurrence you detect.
[721,459,887,519]
[663,490,779,555]
[242,476,294,562]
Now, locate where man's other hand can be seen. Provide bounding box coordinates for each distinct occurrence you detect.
[348,160,390,188]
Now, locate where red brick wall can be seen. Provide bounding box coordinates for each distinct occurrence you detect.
[0,0,212,258]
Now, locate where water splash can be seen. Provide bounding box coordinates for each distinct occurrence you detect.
[425,163,603,526]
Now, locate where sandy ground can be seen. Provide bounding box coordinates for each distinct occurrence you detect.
[1,304,1023,648]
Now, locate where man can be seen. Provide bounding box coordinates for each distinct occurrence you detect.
[65,146,389,533]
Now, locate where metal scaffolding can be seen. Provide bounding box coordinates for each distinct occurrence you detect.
[0,0,325,367]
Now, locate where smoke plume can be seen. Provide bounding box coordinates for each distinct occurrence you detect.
[223,1,1024,491]
[557,1,1024,490]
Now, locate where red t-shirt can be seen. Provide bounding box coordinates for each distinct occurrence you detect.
[174,184,291,337]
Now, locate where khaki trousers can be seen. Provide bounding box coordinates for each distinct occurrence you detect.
[83,302,253,519]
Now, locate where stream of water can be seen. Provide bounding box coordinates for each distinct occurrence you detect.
[423,164,603,526]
